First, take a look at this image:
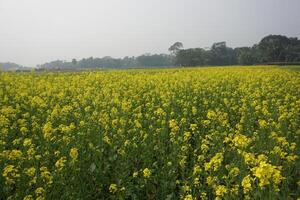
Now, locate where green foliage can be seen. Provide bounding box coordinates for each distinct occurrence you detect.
[175,35,300,67]
[36,34,300,70]
[169,42,184,54]
[39,54,172,70]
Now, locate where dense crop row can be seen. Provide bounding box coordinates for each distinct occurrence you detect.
[0,66,299,199]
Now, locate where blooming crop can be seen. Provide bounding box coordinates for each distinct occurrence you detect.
[0,66,299,199]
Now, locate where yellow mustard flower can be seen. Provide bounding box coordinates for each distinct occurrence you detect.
[55,157,67,171]
[109,184,118,193]
[143,168,151,178]
[69,147,78,160]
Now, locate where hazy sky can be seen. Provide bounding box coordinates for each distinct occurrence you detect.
[0,0,300,67]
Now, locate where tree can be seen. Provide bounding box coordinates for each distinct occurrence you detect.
[258,35,291,62]
[169,42,183,54]
[175,48,207,66]
[210,42,236,65]
[234,47,258,65]
[72,58,77,66]
[137,54,172,67]
[285,37,300,62]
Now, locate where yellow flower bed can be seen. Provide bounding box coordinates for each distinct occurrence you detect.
[0,66,299,199]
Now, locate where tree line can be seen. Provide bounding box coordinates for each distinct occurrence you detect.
[38,34,300,70]
[0,62,31,71]
[38,54,173,70]
[174,34,300,66]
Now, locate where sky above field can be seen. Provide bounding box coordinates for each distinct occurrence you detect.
[0,0,300,67]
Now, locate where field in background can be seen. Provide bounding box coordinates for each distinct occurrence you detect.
[0,66,299,199]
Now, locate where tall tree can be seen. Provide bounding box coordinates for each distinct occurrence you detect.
[234,47,258,65]
[258,35,291,62]
[169,42,183,54]
[210,42,236,65]
[72,58,77,66]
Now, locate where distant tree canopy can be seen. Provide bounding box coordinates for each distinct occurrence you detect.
[175,42,236,66]
[37,34,300,70]
[38,54,172,70]
[258,35,300,62]
[169,42,183,54]
[0,62,30,71]
[234,47,259,65]
[175,35,300,66]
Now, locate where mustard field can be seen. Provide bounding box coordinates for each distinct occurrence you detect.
[0,66,299,199]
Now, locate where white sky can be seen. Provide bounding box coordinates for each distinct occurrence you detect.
[0,0,300,67]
